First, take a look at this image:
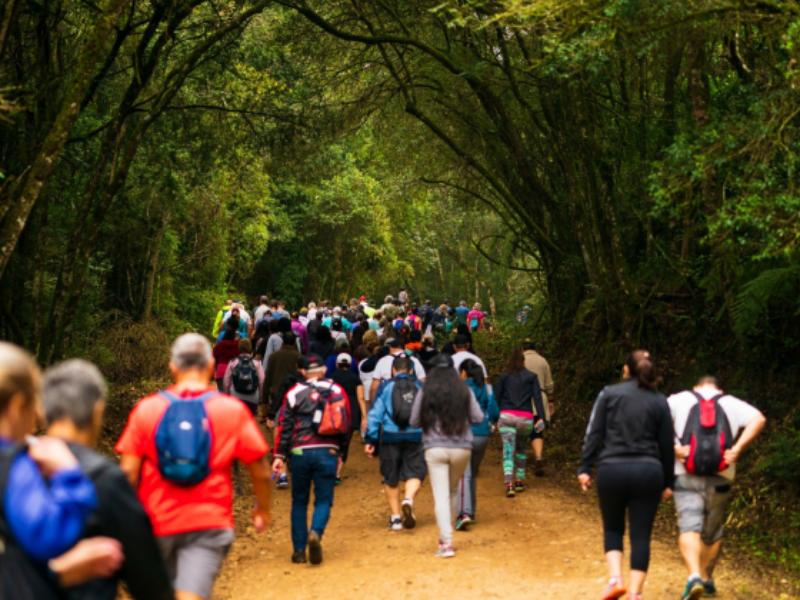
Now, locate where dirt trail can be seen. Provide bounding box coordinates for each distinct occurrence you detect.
[215,438,788,600]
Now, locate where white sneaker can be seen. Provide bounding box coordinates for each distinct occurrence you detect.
[435,541,455,558]
[389,516,403,531]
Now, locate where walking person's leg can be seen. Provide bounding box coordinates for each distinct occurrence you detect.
[424,447,455,556]
[288,453,313,560]
[596,463,629,599]
[307,449,338,565]
[399,441,426,529]
[498,414,517,490]
[626,463,664,596]
[459,436,487,522]
[447,448,472,531]
[514,419,534,489]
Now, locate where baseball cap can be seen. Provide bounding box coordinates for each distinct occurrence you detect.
[385,338,402,348]
[336,353,352,365]
[298,354,325,370]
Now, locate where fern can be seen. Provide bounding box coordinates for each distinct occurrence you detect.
[732,265,800,338]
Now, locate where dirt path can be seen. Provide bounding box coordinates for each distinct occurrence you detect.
[215,438,789,600]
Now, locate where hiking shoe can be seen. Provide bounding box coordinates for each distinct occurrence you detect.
[601,577,626,600]
[389,516,403,531]
[335,477,342,486]
[401,500,416,529]
[277,474,289,489]
[534,459,546,477]
[702,579,716,596]
[681,575,705,600]
[455,514,472,531]
[291,550,306,564]
[435,542,455,558]
[505,483,515,498]
[307,530,323,565]
[514,481,526,493]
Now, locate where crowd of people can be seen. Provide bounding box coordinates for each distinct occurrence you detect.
[0,291,767,600]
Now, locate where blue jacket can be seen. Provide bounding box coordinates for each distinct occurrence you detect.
[468,380,499,437]
[365,375,423,444]
[0,440,97,562]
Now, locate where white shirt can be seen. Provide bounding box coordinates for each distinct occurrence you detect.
[373,351,426,383]
[667,386,762,480]
[451,350,488,378]
[359,359,375,404]
[254,304,269,324]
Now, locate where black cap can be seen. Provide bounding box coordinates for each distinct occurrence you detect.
[385,338,402,348]
[454,334,470,346]
[298,354,325,370]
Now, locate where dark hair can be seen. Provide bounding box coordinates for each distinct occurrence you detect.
[459,358,485,387]
[453,334,470,348]
[410,329,422,342]
[625,349,658,390]
[223,317,239,340]
[238,338,253,353]
[281,331,296,346]
[419,366,470,436]
[429,353,454,369]
[331,318,343,332]
[278,317,292,333]
[259,295,268,304]
[505,347,525,373]
[269,319,281,334]
[316,325,332,343]
[392,355,412,373]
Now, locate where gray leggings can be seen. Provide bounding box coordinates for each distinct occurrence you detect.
[424,447,471,544]
[457,436,489,518]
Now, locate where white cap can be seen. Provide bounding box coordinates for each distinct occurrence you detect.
[336,353,352,365]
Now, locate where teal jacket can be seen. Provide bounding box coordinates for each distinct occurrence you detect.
[468,379,499,437]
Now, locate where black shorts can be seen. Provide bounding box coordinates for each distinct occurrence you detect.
[379,441,426,486]
[529,428,543,441]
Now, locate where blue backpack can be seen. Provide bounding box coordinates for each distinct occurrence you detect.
[155,391,214,486]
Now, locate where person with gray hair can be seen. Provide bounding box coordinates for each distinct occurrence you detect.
[44,359,173,600]
[116,332,273,600]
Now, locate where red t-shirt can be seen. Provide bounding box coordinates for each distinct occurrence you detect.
[115,386,269,537]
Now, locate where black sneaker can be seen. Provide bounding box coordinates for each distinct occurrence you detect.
[308,530,323,565]
[534,460,545,477]
[703,579,717,596]
[291,551,306,564]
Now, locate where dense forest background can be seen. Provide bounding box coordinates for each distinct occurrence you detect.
[1,0,798,575]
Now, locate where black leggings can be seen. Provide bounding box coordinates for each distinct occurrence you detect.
[596,462,663,572]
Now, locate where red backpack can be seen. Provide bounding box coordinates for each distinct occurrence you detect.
[311,383,351,436]
[680,392,733,476]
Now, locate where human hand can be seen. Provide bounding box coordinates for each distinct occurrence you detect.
[266,419,275,429]
[548,402,555,416]
[724,446,741,465]
[252,505,272,533]
[271,458,284,475]
[28,436,79,477]
[364,444,375,457]
[49,537,124,587]
[662,488,673,501]
[674,444,690,463]
[578,473,592,492]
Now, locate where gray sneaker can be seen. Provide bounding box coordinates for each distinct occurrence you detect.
[681,575,705,600]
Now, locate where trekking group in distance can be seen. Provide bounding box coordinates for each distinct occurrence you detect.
[0,291,766,600]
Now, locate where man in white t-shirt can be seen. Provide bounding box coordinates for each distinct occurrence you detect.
[450,335,488,379]
[667,376,765,600]
[369,338,425,400]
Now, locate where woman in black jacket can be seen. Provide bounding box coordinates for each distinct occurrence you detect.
[494,348,545,497]
[578,349,674,600]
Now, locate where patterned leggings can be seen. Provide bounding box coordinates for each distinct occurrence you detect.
[498,412,534,484]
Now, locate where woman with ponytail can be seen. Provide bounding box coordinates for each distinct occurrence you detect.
[577,350,675,600]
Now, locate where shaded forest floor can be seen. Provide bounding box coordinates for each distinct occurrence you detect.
[214,435,794,600]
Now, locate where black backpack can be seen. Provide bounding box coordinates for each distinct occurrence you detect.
[232,356,259,395]
[0,445,64,600]
[680,392,734,476]
[391,375,418,430]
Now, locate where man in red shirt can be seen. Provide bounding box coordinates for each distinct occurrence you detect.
[116,333,272,600]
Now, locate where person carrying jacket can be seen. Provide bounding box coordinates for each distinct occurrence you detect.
[364,356,425,532]
[272,355,349,566]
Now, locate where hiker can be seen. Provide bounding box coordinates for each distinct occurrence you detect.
[418,334,440,372]
[0,342,122,598]
[409,355,484,558]
[455,358,499,531]
[369,338,426,401]
[454,300,469,326]
[523,340,554,476]
[252,318,272,361]
[43,359,173,600]
[364,356,425,531]
[358,341,382,409]
[668,376,766,600]
[329,353,366,483]
[494,348,546,497]
[272,355,350,565]
[261,319,284,369]
[405,329,423,355]
[116,333,272,600]
[219,305,249,340]
[466,303,486,332]
[578,350,674,600]
[264,332,301,423]
[398,288,409,306]
[212,319,240,391]
[291,312,309,354]
[212,299,233,337]
[223,338,265,416]
[451,334,488,378]
[254,295,270,325]
[442,324,472,355]
[309,325,335,360]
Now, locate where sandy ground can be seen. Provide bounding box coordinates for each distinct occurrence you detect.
[214,437,793,600]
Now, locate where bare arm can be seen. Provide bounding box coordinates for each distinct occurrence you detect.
[727,412,767,464]
[246,458,272,532]
[118,454,142,488]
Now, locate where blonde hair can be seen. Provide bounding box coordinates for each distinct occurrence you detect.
[0,342,41,416]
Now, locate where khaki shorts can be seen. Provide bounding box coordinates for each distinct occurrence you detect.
[674,474,733,543]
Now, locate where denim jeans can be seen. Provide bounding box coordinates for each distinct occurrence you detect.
[288,448,338,552]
